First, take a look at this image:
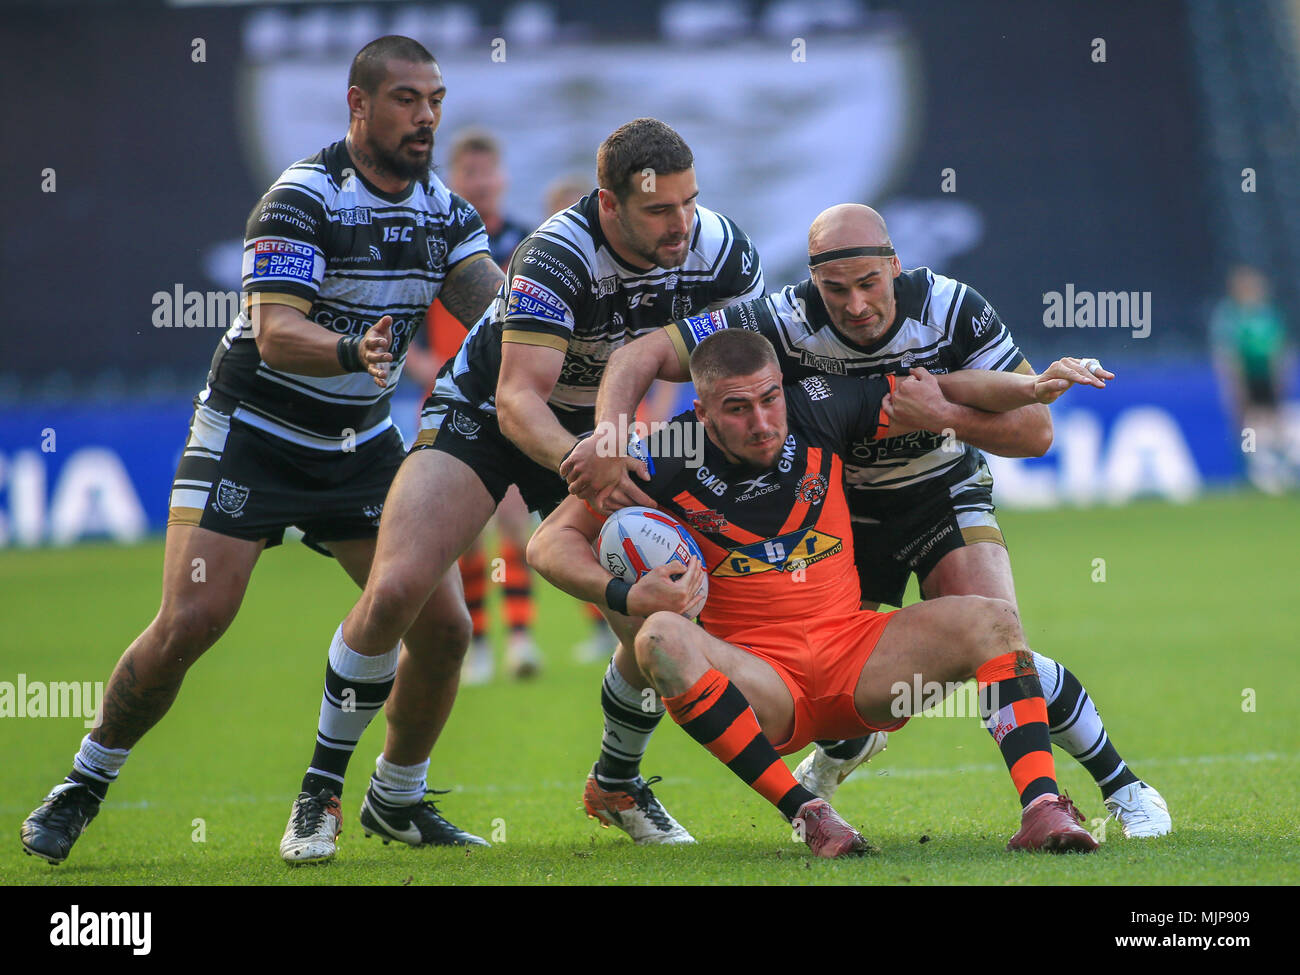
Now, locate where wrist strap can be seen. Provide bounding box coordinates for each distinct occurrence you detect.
[605,577,632,616]
[337,335,365,373]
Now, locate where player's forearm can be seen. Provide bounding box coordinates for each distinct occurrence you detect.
[595,331,688,427]
[497,387,579,472]
[440,255,505,328]
[527,523,611,607]
[944,402,1053,458]
[254,307,353,377]
[936,370,1036,413]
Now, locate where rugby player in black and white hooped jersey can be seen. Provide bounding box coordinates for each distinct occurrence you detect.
[18,36,507,867]
[280,117,765,856]
[564,204,1171,841]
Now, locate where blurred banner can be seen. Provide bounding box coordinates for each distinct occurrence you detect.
[3,0,1218,401]
[2,363,1295,547]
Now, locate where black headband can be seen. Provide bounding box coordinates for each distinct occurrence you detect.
[808,245,895,266]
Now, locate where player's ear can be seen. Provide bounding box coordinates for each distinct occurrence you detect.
[597,188,618,215]
[890,254,902,277]
[346,85,367,121]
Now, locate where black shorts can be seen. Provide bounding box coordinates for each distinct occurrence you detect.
[413,396,578,516]
[850,463,1006,607]
[167,404,405,555]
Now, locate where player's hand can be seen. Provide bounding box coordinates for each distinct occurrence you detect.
[626,558,706,618]
[361,316,395,388]
[884,367,952,431]
[562,435,657,515]
[1032,356,1114,404]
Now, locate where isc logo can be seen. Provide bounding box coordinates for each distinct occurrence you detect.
[382,226,413,242]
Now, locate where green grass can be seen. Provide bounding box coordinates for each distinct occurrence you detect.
[1,492,1297,885]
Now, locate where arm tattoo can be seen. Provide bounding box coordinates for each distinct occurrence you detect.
[441,256,506,328]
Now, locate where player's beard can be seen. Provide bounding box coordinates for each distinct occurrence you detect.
[616,209,687,270]
[377,129,435,183]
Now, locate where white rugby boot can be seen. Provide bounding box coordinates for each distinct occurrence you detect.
[1104,781,1172,838]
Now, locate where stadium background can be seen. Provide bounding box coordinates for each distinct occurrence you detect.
[2,0,1298,543]
[1,0,1298,890]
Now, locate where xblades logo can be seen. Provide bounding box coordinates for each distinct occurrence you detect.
[734,473,780,502]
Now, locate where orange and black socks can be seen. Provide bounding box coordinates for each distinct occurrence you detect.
[664,669,814,820]
[977,651,1058,807]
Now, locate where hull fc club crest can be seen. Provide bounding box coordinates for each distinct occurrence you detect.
[426,234,448,271]
[214,479,250,517]
[450,411,481,438]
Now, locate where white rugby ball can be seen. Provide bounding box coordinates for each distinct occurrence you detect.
[597,506,708,618]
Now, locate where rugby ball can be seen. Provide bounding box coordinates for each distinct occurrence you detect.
[597,507,708,618]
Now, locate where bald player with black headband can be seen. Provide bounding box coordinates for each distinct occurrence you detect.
[563,203,1170,843]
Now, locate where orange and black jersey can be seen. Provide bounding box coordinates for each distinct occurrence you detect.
[640,372,894,639]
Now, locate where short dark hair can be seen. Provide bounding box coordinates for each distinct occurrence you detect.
[597,118,694,200]
[348,35,436,94]
[690,330,780,394]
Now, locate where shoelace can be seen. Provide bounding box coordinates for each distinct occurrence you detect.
[40,788,97,828]
[1054,793,1087,825]
[291,791,338,837]
[632,777,675,832]
[412,788,452,818]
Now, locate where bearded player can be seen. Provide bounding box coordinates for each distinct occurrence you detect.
[277,118,765,860]
[20,37,506,866]
[533,329,1109,856]
[564,204,1170,842]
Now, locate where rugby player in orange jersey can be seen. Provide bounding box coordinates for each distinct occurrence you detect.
[529,328,1110,856]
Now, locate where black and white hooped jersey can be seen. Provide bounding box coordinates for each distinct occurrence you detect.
[433,191,763,426]
[663,267,1030,512]
[201,140,491,449]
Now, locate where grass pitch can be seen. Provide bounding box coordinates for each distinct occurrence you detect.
[1,493,1297,886]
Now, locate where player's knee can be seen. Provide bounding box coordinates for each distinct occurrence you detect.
[966,596,1024,660]
[633,611,688,677]
[361,567,432,636]
[152,600,234,666]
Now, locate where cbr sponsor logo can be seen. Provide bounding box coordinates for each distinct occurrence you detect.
[712,527,841,576]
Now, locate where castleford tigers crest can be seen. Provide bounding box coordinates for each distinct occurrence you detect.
[795,473,828,504]
[214,479,250,517]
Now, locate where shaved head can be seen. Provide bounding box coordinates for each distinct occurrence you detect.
[806,204,901,343]
[808,204,891,257]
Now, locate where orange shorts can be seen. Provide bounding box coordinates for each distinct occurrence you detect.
[726,609,907,756]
